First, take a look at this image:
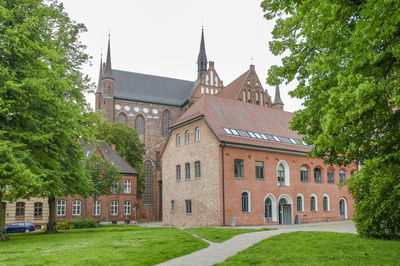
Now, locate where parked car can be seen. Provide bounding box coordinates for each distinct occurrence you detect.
[5,222,35,233]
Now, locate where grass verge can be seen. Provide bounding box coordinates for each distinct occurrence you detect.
[217,231,400,265]
[0,226,208,265]
[185,227,273,243]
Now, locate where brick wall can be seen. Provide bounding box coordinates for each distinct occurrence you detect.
[162,118,221,226]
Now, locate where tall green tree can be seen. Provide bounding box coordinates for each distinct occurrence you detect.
[261,0,400,238]
[86,152,121,205]
[95,121,145,198]
[0,0,98,236]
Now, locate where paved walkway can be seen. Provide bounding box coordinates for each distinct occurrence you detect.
[156,220,357,266]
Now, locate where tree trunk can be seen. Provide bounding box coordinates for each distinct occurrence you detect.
[45,196,58,234]
[0,193,9,241]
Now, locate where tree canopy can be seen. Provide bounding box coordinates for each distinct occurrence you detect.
[261,0,400,238]
[0,0,98,236]
[95,120,146,198]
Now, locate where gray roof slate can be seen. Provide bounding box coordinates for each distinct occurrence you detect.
[110,69,196,106]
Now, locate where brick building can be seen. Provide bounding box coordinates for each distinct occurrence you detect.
[95,29,246,221]
[56,142,138,224]
[162,85,356,226]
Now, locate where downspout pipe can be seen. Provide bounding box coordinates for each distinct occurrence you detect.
[222,142,226,226]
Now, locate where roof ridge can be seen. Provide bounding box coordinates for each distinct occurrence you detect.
[112,69,195,83]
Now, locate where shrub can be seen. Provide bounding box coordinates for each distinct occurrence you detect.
[56,221,74,230]
[68,216,99,229]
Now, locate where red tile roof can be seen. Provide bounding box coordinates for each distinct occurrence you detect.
[216,69,249,100]
[172,95,311,153]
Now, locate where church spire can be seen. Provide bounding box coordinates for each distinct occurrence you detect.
[97,54,103,92]
[272,85,284,110]
[102,35,114,80]
[197,27,208,79]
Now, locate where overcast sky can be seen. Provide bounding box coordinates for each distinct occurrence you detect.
[60,0,303,112]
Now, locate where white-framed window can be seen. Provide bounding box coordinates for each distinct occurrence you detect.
[256,161,264,180]
[171,200,175,212]
[264,194,277,222]
[311,194,318,211]
[277,160,290,186]
[234,159,244,179]
[72,200,81,216]
[124,179,132,194]
[111,201,118,216]
[185,200,192,214]
[15,202,25,218]
[93,200,101,216]
[195,127,200,141]
[185,130,190,144]
[323,195,330,211]
[57,200,66,217]
[176,133,181,146]
[111,181,118,194]
[297,193,304,212]
[124,201,131,216]
[241,190,251,213]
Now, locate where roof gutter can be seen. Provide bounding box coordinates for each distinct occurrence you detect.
[222,141,310,157]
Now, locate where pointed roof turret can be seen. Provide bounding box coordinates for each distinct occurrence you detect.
[96,55,103,93]
[102,35,114,80]
[273,85,284,106]
[197,27,208,79]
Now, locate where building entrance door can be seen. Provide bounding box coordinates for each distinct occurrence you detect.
[279,198,292,225]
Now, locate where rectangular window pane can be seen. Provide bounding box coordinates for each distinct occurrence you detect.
[195,161,201,178]
[124,179,132,193]
[185,163,190,180]
[185,200,192,214]
[171,200,175,212]
[176,165,181,181]
[234,159,244,179]
[256,161,264,180]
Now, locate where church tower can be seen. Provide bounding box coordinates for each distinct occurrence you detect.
[272,85,284,110]
[197,28,208,79]
[100,36,115,122]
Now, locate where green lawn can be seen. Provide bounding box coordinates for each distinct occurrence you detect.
[217,231,400,265]
[185,227,273,243]
[0,226,208,265]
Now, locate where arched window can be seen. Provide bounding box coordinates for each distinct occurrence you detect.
[185,130,190,144]
[265,198,272,222]
[176,133,181,146]
[314,167,322,183]
[323,195,330,211]
[327,169,334,183]
[201,87,204,94]
[278,164,285,186]
[144,160,152,205]
[247,90,251,102]
[118,113,127,124]
[15,202,25,218]
[340,198,347,219]
[300,166,308,182]
[310,195,317,211]
[242,191,250,212]
[195,127,200,141]
[339,170,346,183]
[297,194,304,212]
[135,115,144,134]
[162,110,170,136]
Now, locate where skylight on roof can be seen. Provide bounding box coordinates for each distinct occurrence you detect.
[254,133,262,139]
[273,136,281,142]
[302,140,308,146]
[224,128,232,135]
[260,134,268,140]
[230,129,239,136]
[248,132,256,138]
[290,138,298,144]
